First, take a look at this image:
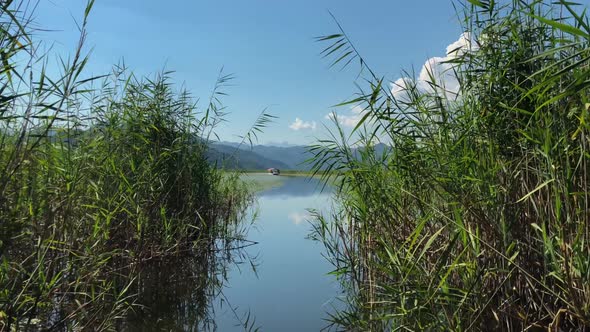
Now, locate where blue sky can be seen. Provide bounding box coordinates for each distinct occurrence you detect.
[34,0,464,145]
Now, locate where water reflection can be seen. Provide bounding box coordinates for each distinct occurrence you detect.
[288,211,312,226]
[259,175,331,198]
[213,175,338,331]
[124,228,259,331]
[126,175,338,331]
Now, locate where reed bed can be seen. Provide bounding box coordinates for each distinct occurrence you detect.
[0,1,255,330]
[311,0,590,330]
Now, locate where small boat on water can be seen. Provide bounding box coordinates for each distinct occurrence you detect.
[267,168,280,176]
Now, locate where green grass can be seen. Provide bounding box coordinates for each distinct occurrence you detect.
[310,1,590,330]
[238,170,340,193]
[239,172,287,191]
[241,169,337,178]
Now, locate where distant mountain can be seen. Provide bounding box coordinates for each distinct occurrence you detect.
[206,144,290,170]
[353,143,392,159]
[211,142,313,170]
[207,141,392,171]
[244,145,313,170]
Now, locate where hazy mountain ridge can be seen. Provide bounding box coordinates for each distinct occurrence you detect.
[207,142,311,170]
[208,142,391,171]
[206,143,291,170]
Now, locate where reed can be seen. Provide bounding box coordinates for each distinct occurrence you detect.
[0,1,256,330]
[311,0,590,330]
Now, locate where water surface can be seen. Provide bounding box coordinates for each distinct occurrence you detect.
[128,173,339,331]
[213,173,338,331]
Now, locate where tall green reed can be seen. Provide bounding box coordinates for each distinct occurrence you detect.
[311,0,590,330]
[0,1,257,330]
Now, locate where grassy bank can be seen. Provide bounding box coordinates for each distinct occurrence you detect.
[239,172,287,192]
[240,169,339,179]
[0,2,253,330]
[239,170,339,193]
[311,0,590,330]
[240,169,314,176]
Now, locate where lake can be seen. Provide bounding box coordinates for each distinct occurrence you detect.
[127,173,339,331]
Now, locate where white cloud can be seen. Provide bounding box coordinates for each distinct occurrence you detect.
[288,211,311,226]
[417,56,460,96]
[289,117,317,131]
[391,77,415,104]
[303,33,475,131]
[446,32,473,57]
[391,32,473,101]
[325,105,368,128]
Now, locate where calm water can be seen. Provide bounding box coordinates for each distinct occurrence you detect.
[213,174,338,331]
[127,174,339,331]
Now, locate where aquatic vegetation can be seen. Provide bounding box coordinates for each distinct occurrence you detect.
[0,1,257,330]
[311,0,590,330]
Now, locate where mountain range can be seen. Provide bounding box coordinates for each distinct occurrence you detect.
[206,142,313,170]
[206,141,391,171]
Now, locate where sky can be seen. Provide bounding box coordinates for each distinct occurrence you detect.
[32,0,466,145]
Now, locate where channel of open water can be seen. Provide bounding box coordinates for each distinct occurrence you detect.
[127,173,339,331]
[212,173,339,331]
